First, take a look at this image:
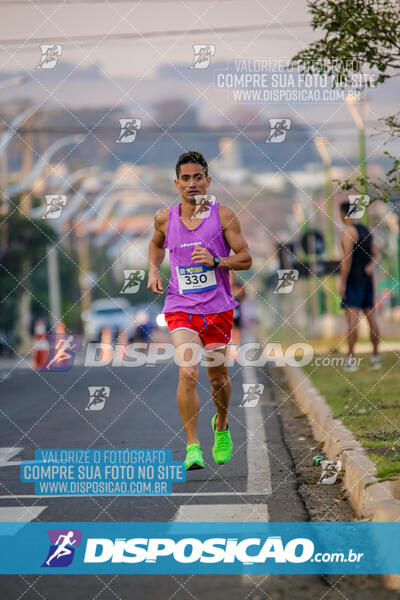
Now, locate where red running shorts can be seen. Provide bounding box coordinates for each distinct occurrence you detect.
[164,309,234,351]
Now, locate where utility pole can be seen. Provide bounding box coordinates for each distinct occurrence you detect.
[0,150,7,251]
[47,244,62,330]
[20,131,34,215]
[345,95,369,226]
[17,130,35,351]
[77,233,92,312]
[314,136,337,318]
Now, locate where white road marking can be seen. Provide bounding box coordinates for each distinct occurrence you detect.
[173,503,268,522]
[0,506,47,535]
[242,366,272,495]
[0,492,269,499]
[0,447,24,466]
[0,506,46,521]
[240,335,272,585]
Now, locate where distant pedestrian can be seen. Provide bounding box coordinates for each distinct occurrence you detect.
[339,201,381,371]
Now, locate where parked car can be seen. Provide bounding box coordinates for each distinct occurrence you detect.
[81,298,137,342]
[130,303,164,341]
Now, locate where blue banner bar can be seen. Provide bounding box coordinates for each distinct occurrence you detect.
[0,522,398,574]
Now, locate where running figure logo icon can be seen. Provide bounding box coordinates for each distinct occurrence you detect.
[189,44,216,69]
[347,195,370,219]
[116,118,142,143]
[265,118,291,143]
[240,384,264,407]
[42,529,82,567]
[121,269,145,293]
[43,194,67,219]
[274,269,299,294]
[37,44,63,69]
[192,194,216,219]
[86,386,110,411]
[42,334,82,372]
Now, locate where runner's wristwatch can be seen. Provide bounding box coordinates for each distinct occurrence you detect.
[213,256,221,269]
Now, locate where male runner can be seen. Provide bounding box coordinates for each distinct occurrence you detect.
[147,151,252,470]
[339,201,381,371]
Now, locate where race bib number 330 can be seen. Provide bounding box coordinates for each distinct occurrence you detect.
[176,265,217,294]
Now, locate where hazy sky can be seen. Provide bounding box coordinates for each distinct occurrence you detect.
[1,0,398,162]
[0,0,313,77]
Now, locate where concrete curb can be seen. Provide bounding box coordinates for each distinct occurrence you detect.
[284,365,400,589]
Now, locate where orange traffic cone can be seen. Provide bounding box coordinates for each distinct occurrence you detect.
[33,318,49,369]
[100,327,113,365]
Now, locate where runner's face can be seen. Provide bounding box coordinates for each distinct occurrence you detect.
[175,163,211,202]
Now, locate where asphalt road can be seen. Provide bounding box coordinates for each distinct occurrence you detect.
[0,356,394,599]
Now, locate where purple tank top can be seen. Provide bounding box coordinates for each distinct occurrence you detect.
[162,202,239,314]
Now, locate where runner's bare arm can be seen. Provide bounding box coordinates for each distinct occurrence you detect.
[147,208,168,295]
[365,237,381,275]
[192,206,252,270]
[218,206,252,270]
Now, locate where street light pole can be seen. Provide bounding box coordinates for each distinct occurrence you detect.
[345,95,368,225]
[314,136,337,317]
[47,244,62,330]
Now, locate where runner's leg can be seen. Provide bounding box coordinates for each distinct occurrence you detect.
[205,347,231,431]
[171,328,203,445]
[345,307,359,357]
[363,308,380,355]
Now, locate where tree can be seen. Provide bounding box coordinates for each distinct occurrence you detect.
[0,212,58,339]
[291,0,400,86]
[290,0,400,201]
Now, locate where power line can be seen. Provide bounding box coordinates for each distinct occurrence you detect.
[0,124,384,137]
[2,0,243,3]
[0,0,302,3]
[0,22,311,47]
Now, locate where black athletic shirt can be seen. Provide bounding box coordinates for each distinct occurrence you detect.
[347,224,372,284]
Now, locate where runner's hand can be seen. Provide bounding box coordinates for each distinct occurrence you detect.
[191,246,213,266]
[339,282,346,299]
[147,271,163,294]
[364,262,374,276]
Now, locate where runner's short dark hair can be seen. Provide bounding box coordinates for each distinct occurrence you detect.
[176,151,208,178]
[340,201,351,215]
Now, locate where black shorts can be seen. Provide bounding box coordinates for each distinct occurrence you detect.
[341,279,374,310]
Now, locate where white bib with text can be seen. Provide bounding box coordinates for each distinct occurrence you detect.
[176,265,217,294]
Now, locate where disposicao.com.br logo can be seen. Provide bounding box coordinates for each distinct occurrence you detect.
[42,529,82,567]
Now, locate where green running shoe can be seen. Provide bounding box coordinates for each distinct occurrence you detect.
[185,443,204,471]
[211,414,233,464]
